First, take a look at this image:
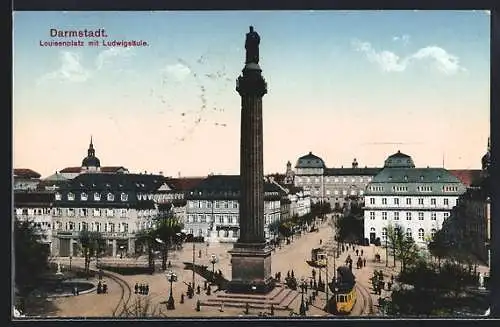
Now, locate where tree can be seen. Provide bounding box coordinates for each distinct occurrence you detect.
[14,220,50,297]
[427,229,449,268]
[267,219,280,243]
[334,211,364,244]
[386,224,419,273]
[153,210,183,271]
[79,230,104,276]
[135,229,157,273]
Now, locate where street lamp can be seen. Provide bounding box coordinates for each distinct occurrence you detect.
[209,254,218,283]
[69,255,72,271]
[166,270,177,310]
[192,242,196,288]
[299,277,307,316]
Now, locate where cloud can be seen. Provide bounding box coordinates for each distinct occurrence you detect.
[163,63,191,81]
[351,39,466,75]
[95,47,134,70]
[392,34,410,45]
[38,51,91,83]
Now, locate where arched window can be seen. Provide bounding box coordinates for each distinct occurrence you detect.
[370,227,376,232]
[418,228,425,240]
[107,193,115,201]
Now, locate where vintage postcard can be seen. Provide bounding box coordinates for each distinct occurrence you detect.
[12,10,491,318]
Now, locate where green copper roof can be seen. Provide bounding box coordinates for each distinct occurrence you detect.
[383,150,415,168]
[372,167,461,184]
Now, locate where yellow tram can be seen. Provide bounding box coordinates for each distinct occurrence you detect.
[330,266,357,314]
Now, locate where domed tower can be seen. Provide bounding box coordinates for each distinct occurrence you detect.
[295,151,326,175]
[81,136,101,173]
[383,150,415,169]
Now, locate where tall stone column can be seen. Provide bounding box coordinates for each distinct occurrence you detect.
[69,238,74,257]
[228,26,273,294]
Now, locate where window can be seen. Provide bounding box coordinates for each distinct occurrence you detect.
[418,228,425,240]
[81,193,88,201]
[207,201,212,208]
[232,201,238,209]
[197,215,203,223]
[107,209,114,217]
[418,198,424,205]
[67,208,75,216]
[444,212,449,219]
[228,216,234,224]
[198,229,203,236]
[67,192,75,201]
[370,227,376,232]
[406,228,412,239]
[122,223,129,233]
[444,198,449,206]
[382,228,387,241]
[431,229,436,238]
[335,178,339,183]
[81,208,88,216]
[394,212,399,220]
[334,190,339,195]
[418,212,424,220]
[216,215,223,223]
[215,201,220,209]
[406,198,411,205]
[455,199,459,206]
[95,222,101,232]
[121,209,127,217]
[406,212,412,220]
[121,193,128,202]
[431,212,437,220]
[205,215,211,223]
[431,198,436,205]
[382,198,387,205]
[315,178,320,183]
[343,178,346,183]
[370,212,375,220]
[360,190,364,196]
[187,215,193,223]
[326,190,331,195]
[94,192,101,201]
[188,201,194,208]
[107,193,115,201]
[382,212,387,220]
[69,222,75,230]
[394,198,399,205]
[55,193,61,201]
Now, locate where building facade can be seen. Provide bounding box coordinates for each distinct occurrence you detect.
[363,151,467,247]
[440,139,491,265]
[292,152,381,209]
[184,175,284,243]
[14,173,171,257]
[13,169,41,191]
[14,192,54,252]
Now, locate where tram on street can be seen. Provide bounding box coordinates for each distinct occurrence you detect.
[330,266,357,314]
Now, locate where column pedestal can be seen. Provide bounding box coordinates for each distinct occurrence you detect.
[112,239,117,257]
[228,244,274,293]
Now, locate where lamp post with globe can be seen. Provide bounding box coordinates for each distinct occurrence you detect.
[299,277,307,316]
[166,270,177,310]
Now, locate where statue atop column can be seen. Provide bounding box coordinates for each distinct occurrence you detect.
[245,26,260,64]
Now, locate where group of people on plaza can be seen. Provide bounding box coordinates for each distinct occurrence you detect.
[97,281,108,294]
[134,282,150,295]
[371,270,394,295]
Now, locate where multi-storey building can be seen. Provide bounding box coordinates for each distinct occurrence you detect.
[14,192,54,252]
[184,175,284,243]
[441,138,491,266]
[363,151,467,247]
[13,169,41,191]
[18,173,169,257]
[292,152,381,209]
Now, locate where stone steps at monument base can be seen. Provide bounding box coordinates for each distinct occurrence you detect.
[201,288,299,310]
[215,285,286,301]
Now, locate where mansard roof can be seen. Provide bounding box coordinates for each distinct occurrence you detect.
[14,169,42,179]
[324,167,382,176]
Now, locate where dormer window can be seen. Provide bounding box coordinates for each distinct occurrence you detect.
[94,192,101,201]
[67,192,75,201]
[420,176,424,181]
[55,193,61,201]
[121,193,128,202]
[107,193,115,201]
[81,192,88,201]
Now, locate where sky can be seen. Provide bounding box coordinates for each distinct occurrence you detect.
[13,10,491,178]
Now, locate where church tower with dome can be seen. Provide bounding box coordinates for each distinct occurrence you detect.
[81,136,101,173]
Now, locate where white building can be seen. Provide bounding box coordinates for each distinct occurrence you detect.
[363,151,467,247]
[14,192,54,253]
[184,175,284,243]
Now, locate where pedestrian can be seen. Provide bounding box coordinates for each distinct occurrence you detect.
[134,283,139,294]
[197,285,201,294]
[390,275,394,282]
[141,284,145,295]
[146,284,149,295]
[76,287,79,296]
[387,281,392,290]
[348,262,352,271]
[168,261,171,268]
[310,279,313,289]
[361,249,363,256]
[278,272,281,281]
[73,286,77,296]
[220,301,224,312]
[363,258,367,267]
[356,249,359,256]
[103,281,108,294]
[319,239,322,245]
